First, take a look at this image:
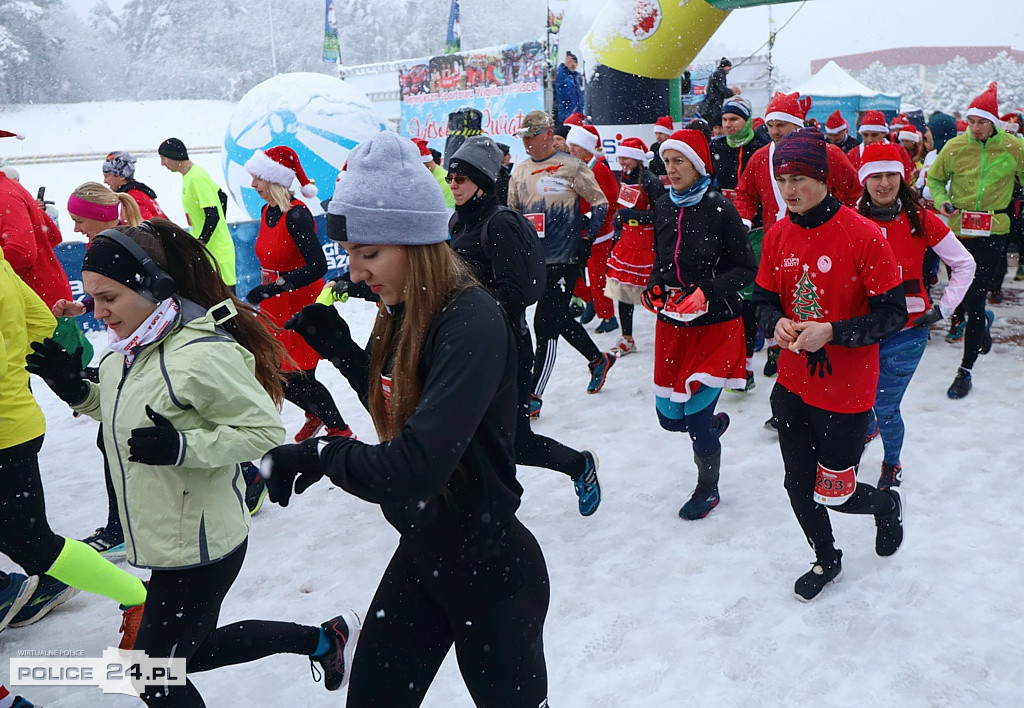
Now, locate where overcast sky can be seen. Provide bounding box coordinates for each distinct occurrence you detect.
[63,0,1023,85]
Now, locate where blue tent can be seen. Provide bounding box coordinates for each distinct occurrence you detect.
[796,61,901,131]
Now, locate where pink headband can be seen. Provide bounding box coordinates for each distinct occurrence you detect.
[67,194,119,221]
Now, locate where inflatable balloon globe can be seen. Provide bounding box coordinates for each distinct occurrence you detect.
[223,72,387,220]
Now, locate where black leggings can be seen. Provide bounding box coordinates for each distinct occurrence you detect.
[741,299,757,359]
[618,301,634,338]
[513,324,586,480]
[97,427,123,536]
[532,263,601,396]
[0,436,65,577]
[959,236,1005,370]
[135,539,320,706]
[283,368,346,430]
[770,385,893,564]
[348,519,549,707]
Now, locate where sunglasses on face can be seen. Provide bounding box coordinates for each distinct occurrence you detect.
[445,173,470,185]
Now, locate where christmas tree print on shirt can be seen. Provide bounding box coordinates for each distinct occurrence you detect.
[792,265,823,320]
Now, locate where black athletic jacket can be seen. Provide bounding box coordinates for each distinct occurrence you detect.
[320,287,522,563]
[651,189,756,327]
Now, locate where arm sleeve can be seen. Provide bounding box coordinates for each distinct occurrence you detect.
[931,230,976,317]
[584,204,608,240]
[172,344,286,467]
[733,155,761,227]
[480,212,531,320]
[278,207,327,291]
[19,274,57,344]
[926,147,951,206]
[695,202,756,300]
[71,381,103,422]
[1,203,38,275]
[318,296,509,503]
[831,286,908,348]
[197,207,219,244]
[753,284,786,335]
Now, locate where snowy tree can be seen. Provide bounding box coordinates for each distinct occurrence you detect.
[930,56,981,115]
[856,62,924,110]
[0,0,65,103]
[978,52,1024,112]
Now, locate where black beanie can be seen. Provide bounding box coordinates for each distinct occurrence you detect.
[82,236,149,292]
[553,125,570,139]
[448,158,495,192]
[158,137,188,161]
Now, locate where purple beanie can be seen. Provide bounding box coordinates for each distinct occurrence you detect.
[773,127,828,182]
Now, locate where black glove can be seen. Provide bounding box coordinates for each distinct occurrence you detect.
[285,304,361,362]
[332,276,377,302]
[575,238,593,263]
[260,439,324,507]
[245,282,283,305]
[914,305,943,329]
[25,338,89,405]
[128,406,185,466]
[805,348,833,379]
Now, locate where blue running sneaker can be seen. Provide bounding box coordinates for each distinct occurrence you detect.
[594,316,619,334]
[81,526,125,558]
[573,451,601,516]
[586,352,615,394]
[528,394,542,419]
[579,301,596,325]
[0,573,39,633]
[9,576,79,628]
[945,315,965,343]
[980,309,995,354]
[679,486,720,520]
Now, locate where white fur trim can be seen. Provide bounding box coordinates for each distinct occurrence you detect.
[825,122,847,135]
[965,107,1000,126]
[300,182,319,198]
[420,153,433,163]
[659,139,706,176]
[617,145,650,162]
[858,160,905,185]
[859,123,888,134]
[765,111,804,127]
[567,125,599,154]
[898,129,921,143]
[653,124,674,136]
[244,150,296,187]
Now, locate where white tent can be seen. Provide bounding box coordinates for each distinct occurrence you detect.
[795,60,901,128]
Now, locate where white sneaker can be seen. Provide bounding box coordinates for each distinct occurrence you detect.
[612,337,637,357]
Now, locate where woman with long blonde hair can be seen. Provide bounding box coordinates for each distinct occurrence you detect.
[263,131,550,705]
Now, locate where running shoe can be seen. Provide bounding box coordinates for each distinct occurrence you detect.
[579,301,596,325]
[0,573,39,633]
[573,450,601,516]
[945,315,965,343]
[875,488,904,557]
[586,352,615,394]
[612,336,637,357]
[9,576,79,628]
[325,426,357,439]
[679,486,720,520]
[878,461,902,491]
[988,289,1004,305]
[294,414,324,442]
[980,309,995,354]
[529,394,542,419]
[311,610,361,691]
[794,550,843,602]
[81,526,126,558]
[947,367,972,399]
[763,346,781,377]
[594,316,619,334]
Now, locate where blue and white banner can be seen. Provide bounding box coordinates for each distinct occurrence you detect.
[398,39,545,157]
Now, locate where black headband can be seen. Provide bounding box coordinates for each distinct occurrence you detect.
[82,236,149,291]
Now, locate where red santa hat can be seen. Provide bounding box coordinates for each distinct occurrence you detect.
[659,129,712,177]
[956,119,968,134]
[411,138,433,163]
[653,115,675,137]
[0,129,26,140]
[244,145,318,198]
[898,126,921,143]
[563,112,587,127]
[1001,113,1022,135]
[889,113,910,132]
[567,124,601,155]
[859,110,889,134]
[617,137,653,163]
[764,91,809,127]
[966,82,1000,126]
[824,110,848,135]
[857,142,907,185]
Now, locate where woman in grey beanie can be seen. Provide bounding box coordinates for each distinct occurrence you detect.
[262,130,551,705]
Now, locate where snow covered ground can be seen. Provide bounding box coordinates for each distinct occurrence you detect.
[5,276,1024,706]
[3,99,1024,706]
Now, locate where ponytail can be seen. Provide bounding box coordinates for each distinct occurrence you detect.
[109,218,290,405]
[116,192,142,226]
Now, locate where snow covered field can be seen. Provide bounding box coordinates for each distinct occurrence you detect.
[3,100,1024,706]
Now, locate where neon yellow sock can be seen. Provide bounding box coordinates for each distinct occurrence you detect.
[47,539,147,607]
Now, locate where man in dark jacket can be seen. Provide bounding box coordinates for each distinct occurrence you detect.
[446,135,601,516]
[699,57,739,130]
[555,52,584,125]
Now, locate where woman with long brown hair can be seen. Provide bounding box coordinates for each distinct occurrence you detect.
[26,218,359,705]
[263,131,550,706]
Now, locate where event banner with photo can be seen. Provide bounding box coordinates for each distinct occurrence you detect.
[398,39,545,155]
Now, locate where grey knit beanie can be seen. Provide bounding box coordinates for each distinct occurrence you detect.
[327,131,449,245]
[448,135,503,191]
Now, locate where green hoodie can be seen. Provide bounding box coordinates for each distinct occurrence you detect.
[927,127,1024,237]
[73,298,284,569]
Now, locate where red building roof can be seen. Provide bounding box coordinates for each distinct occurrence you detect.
[812,46,1024,74]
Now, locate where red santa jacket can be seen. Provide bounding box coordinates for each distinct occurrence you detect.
[0,173,72,307]
[734,141,862,232]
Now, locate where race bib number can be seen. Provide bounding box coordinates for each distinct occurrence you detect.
[660,175,672,187]
[902,279,926,314]
[260,268,280,285]
[960,210,992,237]
[525,213,545,238]
[618,184,641,208]
[813,464,856,506]
[721,189,738,203]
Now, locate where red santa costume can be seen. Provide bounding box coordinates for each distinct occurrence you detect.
[733,92,862,232]
[845,110,916,181]
[568,124,619,323]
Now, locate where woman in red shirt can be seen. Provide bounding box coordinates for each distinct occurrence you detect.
[244,146,354,441]
[753,129,907,601]
[101,151,168,221]
[857,143,975,490]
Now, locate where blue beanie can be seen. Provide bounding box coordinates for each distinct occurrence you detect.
[927,112,958,153]
[327,131,449,245]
